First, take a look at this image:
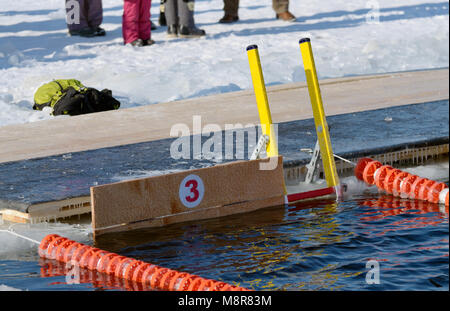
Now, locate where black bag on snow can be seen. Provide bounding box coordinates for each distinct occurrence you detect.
[33,79,120,116]
[52,87,121,116]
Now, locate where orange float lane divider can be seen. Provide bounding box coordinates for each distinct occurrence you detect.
[38,234,249,291]
[355,158,449,206]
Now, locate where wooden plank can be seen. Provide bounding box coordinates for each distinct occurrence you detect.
[93,195,285,236]
[91,157,286,236]
[0,209,30,223]
[0,196,91,223]
[0,69,447,164]
[28,196,91,216]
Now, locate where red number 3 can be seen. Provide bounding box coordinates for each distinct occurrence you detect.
[179,174,204,208]
[185,179,199,203]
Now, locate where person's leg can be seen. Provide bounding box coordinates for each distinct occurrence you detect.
[66,0,88,32]
[224,0,239,16]
[219,0,239,23]
[272,0,288,14]
[178,0,195,29]
[164,0,178,25]
[87,0,103,28]
[86,0,105,35]
[138,0,152,41]
[273,0,295,22]
[123,0,140,44]
[177,0,205,37]
[159,0,167,26]
[164,0,179,37]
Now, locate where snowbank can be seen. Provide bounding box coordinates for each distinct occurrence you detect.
[0,0,448,126]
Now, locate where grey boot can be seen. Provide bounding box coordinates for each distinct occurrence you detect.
[178,25,205,38]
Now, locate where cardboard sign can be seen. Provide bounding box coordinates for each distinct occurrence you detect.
[91,156,285,236]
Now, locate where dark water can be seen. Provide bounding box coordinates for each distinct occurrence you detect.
[0,191,448,291]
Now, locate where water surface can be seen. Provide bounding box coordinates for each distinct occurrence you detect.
[0,185,448,291]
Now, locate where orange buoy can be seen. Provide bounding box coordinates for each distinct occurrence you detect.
[39,234,249,291]
[374,165,393,190]
[383,169,402,194]
[400,174,418,198]
[428,182,447,204]
[355,157,448,207]
[392,171,409,196]
[410,177,429,200]
[355,158,374,181]
[417,179,438,202]
[362,160,382,185]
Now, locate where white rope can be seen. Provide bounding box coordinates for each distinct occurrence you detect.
[333,154,356,166]
[300,147,356,166]
[0,229,41,245]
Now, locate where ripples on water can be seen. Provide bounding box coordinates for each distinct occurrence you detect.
[111,196,447,291]
[1,188,447,291]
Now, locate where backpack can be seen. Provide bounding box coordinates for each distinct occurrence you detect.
[33,79,120,116]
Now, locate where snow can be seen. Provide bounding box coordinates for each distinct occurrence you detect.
[0,220,92,261]
[0,284,22,291]
[0,0,448,127]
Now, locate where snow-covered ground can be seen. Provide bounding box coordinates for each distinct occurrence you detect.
[0,0,448,127]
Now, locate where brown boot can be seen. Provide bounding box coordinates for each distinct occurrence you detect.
[219,14,239,23]
[276,11,296,22]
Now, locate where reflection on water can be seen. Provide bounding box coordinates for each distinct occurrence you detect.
[1,193,448,291]
[357,195,448,235]
[39,258,152,291]
[92,195,448,291]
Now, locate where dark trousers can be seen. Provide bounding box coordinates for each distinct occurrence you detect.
[66,0,103,31]
[165,0,195,28]
[223,0,289,16]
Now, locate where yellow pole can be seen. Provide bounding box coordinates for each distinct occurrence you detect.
[299,38,340,188]
[246,45,279,157]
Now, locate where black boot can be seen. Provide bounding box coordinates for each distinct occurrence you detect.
[143,39,155,46]
[69,27,96,37]
[178,25,206,38]
[150,21,157,31]
[93,26,106,36]
[167,24,178,38]
[219,14,239,23]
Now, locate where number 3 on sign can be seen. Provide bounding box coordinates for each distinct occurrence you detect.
[179,174,205,208]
